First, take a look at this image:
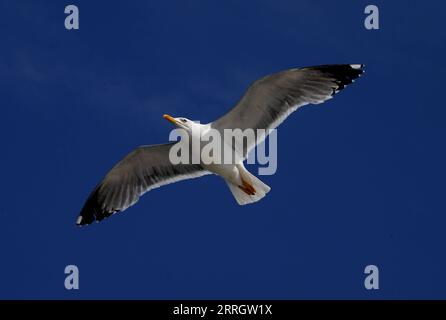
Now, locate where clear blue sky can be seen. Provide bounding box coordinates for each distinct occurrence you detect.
[0,0,445,299]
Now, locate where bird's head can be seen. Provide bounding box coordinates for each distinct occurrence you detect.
[163,114,196,131]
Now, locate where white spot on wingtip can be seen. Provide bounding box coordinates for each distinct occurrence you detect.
[350,64,363,69]
[76,216,82,225]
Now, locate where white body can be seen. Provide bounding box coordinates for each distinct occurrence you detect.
[188,121,271,205]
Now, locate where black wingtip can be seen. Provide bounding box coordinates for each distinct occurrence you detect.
[349,64,366,76]
[75,212,95,227]
[304,64,365,95]
[77,183,120,226]
[76,187,104,226]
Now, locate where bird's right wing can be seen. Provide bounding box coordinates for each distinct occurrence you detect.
[211,64,364,158]
[77,143,210,225]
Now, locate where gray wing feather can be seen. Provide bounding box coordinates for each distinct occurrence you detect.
[211,64,364,157]
[77,143,209,225]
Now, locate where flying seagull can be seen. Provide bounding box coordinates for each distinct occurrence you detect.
[77,64,364,225]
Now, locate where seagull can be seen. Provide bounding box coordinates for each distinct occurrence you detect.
[77,64,364,225]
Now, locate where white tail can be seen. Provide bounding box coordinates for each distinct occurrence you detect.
[226,168,271,205]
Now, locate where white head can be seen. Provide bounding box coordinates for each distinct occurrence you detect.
[163,114,202,131]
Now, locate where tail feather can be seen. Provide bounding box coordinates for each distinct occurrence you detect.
[226,170,271,205]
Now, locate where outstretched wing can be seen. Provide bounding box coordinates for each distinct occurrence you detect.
[77,143,209,225]
[211,64,364,157]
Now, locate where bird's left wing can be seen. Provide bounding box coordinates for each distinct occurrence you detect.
[211,64,364,158]
[77,143,210,225]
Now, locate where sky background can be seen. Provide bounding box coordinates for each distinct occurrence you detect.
[0,0,445,299]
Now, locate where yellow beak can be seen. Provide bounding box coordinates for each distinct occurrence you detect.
[163,114,178,125]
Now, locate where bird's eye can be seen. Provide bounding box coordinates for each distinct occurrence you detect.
[180,118,187,123]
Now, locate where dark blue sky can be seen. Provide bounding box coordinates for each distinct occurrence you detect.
[1,0,445,299]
